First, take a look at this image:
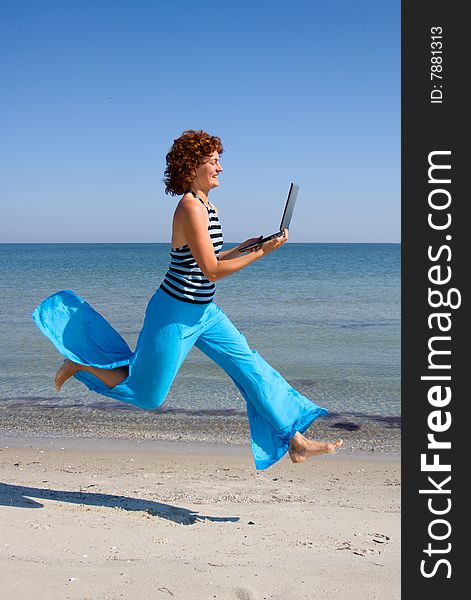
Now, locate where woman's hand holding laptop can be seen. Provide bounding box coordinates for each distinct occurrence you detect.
[239,228,288,254]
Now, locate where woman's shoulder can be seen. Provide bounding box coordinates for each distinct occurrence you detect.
[176,193,218,215]
[174,194,208,227]
[176,193,204,212]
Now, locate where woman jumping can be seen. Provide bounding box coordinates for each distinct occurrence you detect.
[32,130,342,469]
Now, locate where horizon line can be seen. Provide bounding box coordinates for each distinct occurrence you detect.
[0,240,401,245]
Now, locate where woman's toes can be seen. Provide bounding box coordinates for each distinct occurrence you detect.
[54,359,79,392]
[54,373,64,392]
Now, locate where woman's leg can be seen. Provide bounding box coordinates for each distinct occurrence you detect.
[69,318,192,410]
[40,287,204,410]
[195,311,341,468]
[54,360,128,392]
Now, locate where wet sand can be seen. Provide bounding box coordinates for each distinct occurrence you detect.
[0,403,400,454]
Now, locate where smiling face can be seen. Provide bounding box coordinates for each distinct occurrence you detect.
[191,151,223,194]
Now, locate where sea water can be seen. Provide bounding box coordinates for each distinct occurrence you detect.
[0,243,400,420]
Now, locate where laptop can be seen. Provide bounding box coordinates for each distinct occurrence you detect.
[238,182,299,252]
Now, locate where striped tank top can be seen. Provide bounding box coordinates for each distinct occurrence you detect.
[160,191,224,304]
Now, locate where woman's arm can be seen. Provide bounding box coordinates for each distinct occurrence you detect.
[218,237,263,260]
[178,201,287,282]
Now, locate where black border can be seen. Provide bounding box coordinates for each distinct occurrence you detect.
[402,2,465,595]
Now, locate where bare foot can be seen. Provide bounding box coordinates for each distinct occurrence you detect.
[54,359,81,392]
[288,433,343,464]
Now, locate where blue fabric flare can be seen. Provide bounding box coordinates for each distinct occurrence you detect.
[32,287,327,469]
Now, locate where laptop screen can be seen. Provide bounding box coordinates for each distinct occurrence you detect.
[280,183,299,230]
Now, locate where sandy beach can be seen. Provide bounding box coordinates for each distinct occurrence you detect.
[0,431,400,600]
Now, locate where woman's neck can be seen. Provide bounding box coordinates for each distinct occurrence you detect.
[190,188,210,205]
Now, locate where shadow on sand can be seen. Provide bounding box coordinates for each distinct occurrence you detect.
[0,482,240,525]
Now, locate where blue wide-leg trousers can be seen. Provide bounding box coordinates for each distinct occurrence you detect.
[32,287,327,469]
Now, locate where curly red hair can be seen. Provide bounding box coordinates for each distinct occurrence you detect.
[164,130,224,196]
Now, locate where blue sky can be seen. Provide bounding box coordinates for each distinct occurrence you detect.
[1,0,399,243]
